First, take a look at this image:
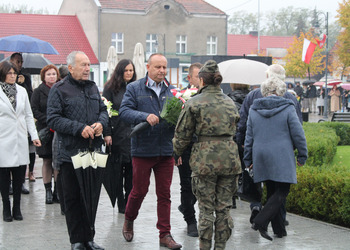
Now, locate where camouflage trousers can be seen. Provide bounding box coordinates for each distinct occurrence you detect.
[192,174,239,250]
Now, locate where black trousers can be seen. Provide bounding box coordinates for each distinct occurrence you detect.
[253,181,290,235]
[60,162,93,244]
[177,145,197,224]
[117,160,133,211]
[0,166,24,206]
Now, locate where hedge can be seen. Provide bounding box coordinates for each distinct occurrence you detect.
[268,122,350,227]
[287,165,350,227]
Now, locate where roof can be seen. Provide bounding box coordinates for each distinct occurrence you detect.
[99,0,225,15]
[227,34,294,56]
[0,13,98,64]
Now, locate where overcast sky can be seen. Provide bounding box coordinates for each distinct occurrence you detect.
[1,0,342,23]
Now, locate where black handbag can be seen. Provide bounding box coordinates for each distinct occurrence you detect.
[38,127,54,145]
[237,169,262,203]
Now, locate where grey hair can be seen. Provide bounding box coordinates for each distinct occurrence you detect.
[265,64,285,81]
[261,77,286,97]
[66,51,87,66]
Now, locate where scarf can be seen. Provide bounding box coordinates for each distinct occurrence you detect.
[0,81,17,110]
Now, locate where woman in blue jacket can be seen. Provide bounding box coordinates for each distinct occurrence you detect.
[244,77,308,241]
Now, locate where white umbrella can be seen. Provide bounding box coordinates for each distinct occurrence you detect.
[218,59,269,85]
[106,46,118,81]
[133,43,145,80]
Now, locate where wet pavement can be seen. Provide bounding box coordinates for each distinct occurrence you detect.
[1,112,350,249]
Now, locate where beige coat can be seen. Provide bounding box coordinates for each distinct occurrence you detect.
[329,88,341,112]
[0,84,38,168]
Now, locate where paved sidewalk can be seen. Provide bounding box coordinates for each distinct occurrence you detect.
[1,165,350,250]
[1,113,349,249]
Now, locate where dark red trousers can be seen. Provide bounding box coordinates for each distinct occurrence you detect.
[125,156,174,238]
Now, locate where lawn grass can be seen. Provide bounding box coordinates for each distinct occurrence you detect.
[331,146,350,171]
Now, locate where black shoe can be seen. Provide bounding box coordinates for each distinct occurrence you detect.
[178,205,185,215]
[3,204,13,222]
[46,189,53,204]
[21,184,29,194]
[71,242,86,250]
[52,192,60,203]
[118,207,125,214]
[250,206,260,224]
[259,228,273,241]
[251,223,258,231]
[12,207,23,221]
[187,223,199,237]
[275,231,287,238]
[284,219,289,226]
[84,241,104,250]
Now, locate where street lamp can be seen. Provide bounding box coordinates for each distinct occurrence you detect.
[314,11,329,119]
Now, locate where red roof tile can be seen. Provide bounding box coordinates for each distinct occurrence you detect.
[227,34,294,56]
[99,0,225,15]
[0,13,98,64]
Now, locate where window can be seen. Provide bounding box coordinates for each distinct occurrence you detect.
[146,34,158,56]
[176,35,187,54]
[207,36,217,55]
[111,33,124,53]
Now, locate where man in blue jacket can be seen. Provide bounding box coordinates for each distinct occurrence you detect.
[119,53,182,249]
[47,51,108,250]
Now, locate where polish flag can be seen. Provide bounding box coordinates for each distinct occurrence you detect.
[302,38,317,64]
[316,34,327,49]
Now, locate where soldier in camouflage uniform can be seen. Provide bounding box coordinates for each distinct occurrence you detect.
[173,60,242,250]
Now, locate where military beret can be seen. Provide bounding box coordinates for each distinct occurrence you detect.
[199,60,219,74]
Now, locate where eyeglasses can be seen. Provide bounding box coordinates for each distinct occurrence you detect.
[7,72,18,76]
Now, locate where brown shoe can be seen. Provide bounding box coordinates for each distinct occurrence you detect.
[29,172,35,182]
[122,219,134,242]
[159,234,182,249]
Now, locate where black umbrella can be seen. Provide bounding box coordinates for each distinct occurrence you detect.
[102,146,123,208]
[1,53,53,74]
[129,121,150,137]
[71,142,108,231]
[302,80,315,86]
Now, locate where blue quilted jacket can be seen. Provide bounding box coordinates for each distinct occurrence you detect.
[119,74,175,157]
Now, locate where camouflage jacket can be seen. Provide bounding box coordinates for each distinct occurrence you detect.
[173,85,242,176]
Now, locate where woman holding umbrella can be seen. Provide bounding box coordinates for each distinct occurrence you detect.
[31,65,60,204]
[102,59,136,213]
[0,61,41,222]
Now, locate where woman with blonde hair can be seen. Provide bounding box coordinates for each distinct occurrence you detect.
[244,77,307,240]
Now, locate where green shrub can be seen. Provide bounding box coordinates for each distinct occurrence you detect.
[260,123,350,228]
[318,122,350,145]
[287,165,350,227]
[302,123,339,166]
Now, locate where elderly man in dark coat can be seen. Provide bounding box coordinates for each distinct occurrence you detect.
[244,76,308,241]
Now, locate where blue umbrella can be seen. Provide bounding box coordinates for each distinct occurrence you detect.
[0,34,58,55]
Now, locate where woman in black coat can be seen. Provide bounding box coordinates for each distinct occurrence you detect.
[31,65,60,204]
[103,59,136,213]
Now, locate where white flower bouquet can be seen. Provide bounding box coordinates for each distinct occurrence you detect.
[101,96,119,118]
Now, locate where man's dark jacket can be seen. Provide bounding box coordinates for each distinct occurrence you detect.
[47,74,108,163]
[119,74,175,157]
